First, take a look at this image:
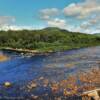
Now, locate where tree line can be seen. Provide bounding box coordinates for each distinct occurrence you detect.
[0,27,100,52]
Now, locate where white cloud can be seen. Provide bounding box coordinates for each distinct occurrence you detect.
[38,0,100,33]
[39,8,67,29]
[89,16,100,25]
[63,3,83,17]
[47,18,67,29]
[62,0,100,33]
[0,16,44,31]
[63,0,100,19]
[40,8,59,20]
[0,25,44,31]
[0,16,15,26]
[1,0,99,34]
[9,25,35,30]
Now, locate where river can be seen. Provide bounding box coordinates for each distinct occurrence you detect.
[0,46,100,98]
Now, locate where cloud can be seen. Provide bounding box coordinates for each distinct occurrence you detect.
[0,16,15,26]
[1,0,99,34]
[63,0,100,19]
[39,8,67,29]
[39,8,59,20]
[47,18,67,29]
[38,0,100,33]
[0,25,44,31]
[89,15,100,25]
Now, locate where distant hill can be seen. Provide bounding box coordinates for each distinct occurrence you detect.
[0,27,100,52]
[94,33,100,36]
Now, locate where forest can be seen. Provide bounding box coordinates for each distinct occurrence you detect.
[0,27,100,52]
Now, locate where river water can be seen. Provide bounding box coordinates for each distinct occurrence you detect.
[0,46,100,98]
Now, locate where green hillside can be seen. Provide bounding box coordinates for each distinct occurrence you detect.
[94,33,100,37]
[0,27,100,52]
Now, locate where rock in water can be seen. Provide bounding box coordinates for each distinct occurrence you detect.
[27,82,37,90]
[4,82,12,87]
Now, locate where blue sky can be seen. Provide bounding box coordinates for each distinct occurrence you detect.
[0,0,100,33]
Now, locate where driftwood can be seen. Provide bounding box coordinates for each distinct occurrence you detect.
[82,89,100,100]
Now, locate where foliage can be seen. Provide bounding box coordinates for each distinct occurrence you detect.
[0,27,100,52]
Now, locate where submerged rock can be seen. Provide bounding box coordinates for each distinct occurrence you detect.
[31,95,38,99]
[27,81,37,90]
[4,82,12,87]
[39,76,44,80]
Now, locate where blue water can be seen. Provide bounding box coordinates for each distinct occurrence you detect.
[0,46,100,97]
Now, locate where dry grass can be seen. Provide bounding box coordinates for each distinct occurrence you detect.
[0,55,9,62]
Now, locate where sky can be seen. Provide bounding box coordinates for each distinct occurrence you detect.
[0,0,100,34]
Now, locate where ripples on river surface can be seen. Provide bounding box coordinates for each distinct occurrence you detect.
[0,46,100,98]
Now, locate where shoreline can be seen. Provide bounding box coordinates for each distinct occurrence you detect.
[0,45,100,56]
[0,47,54,56]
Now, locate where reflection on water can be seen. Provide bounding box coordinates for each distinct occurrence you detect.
[0,46,100,97]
